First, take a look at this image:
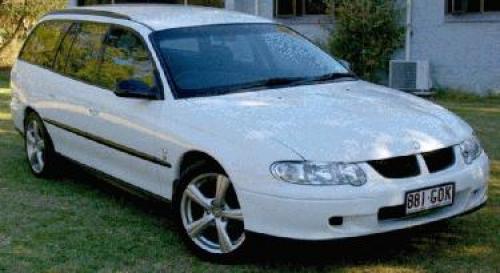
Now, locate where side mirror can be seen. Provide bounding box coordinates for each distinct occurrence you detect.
[339,59,352,70]
[115,79,158,99]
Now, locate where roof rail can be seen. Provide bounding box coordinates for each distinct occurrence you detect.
[47,9,131,21]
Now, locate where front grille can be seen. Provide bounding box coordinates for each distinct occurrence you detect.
[368,146,456,179]
[368,155,420,179]
[422,147,455,173]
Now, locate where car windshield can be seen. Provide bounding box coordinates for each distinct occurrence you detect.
[151,23,354,98]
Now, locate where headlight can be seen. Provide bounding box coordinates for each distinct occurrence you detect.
[460,135,482,164]
[270,161,367,186]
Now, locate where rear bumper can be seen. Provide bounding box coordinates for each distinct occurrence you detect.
[239,152,489,240]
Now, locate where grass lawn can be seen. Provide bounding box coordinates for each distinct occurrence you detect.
[0,69,499,273]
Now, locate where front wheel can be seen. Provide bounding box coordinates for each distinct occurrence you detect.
[174,163,247,261]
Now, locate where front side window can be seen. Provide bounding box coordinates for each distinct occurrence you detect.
[152,24,351,98]
[97,27,156,91]
[65,23,108,84]
[20,21,72,68]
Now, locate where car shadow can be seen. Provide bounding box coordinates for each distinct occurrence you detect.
[242,222,457,267]
[62,158,172,206]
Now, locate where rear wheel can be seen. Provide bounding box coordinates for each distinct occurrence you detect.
[174,162,247,261]
[24,112,57,177]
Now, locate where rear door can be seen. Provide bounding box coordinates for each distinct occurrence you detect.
[42,22,112,170]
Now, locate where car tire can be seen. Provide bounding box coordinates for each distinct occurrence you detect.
[24,112,58,178]
[173,161,248,262]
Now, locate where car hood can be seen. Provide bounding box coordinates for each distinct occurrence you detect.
[184,81,472,162]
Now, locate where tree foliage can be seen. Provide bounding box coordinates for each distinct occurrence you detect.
[0,0,66,52]
[327,0,404,82]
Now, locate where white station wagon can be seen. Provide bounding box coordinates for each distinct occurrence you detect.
[10,5,489,261]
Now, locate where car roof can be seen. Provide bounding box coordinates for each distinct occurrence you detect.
[47,4,273,31]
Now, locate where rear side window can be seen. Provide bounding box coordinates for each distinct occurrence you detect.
[20,21,72,68]
[97,27,156,91]
[65,23,108,84]
[54,24,79,73]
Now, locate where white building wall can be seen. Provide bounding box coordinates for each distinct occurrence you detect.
[409,0,500,94]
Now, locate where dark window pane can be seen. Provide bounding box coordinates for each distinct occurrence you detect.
[276,0,295,15]
[97,27,156,91]
[485,0,500,11]
[20,21,72,67]
[54,24,79,73]
[466,0,481,12]
[305,0,327,14]
[66,23,108,84]
[296,0,304,15]
[187,0,224,7]
[454,0,464,11]
[447,0,453,13]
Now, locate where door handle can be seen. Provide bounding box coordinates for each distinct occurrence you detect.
[88,107,100,116]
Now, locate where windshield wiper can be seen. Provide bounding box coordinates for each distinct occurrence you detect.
[309,72,358,83]
[198,74,359,97]
[233,77,311,91]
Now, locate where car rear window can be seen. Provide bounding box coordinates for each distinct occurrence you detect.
[20,21,72,68]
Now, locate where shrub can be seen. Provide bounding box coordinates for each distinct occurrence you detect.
[327,0,404,82]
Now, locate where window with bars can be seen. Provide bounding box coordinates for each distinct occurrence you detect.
[274,0,329,17]
[446,0,500,14]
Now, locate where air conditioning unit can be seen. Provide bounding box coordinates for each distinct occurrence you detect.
[389,60,432,94]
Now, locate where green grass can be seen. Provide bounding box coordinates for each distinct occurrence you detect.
[0,71,499,273]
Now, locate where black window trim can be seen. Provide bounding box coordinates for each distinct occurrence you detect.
[18,19,165,100]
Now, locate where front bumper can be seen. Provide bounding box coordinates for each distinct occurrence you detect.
[238,152,489,240]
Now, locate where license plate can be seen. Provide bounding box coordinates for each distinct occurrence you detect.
[405,183,455,214]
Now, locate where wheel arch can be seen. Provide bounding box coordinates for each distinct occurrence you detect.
[175,150,227,194]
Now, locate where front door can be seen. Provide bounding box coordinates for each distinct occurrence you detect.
[85,26,174,196]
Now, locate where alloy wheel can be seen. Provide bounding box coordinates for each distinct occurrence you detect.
[25,119,46,174]
[180,173,245,254]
